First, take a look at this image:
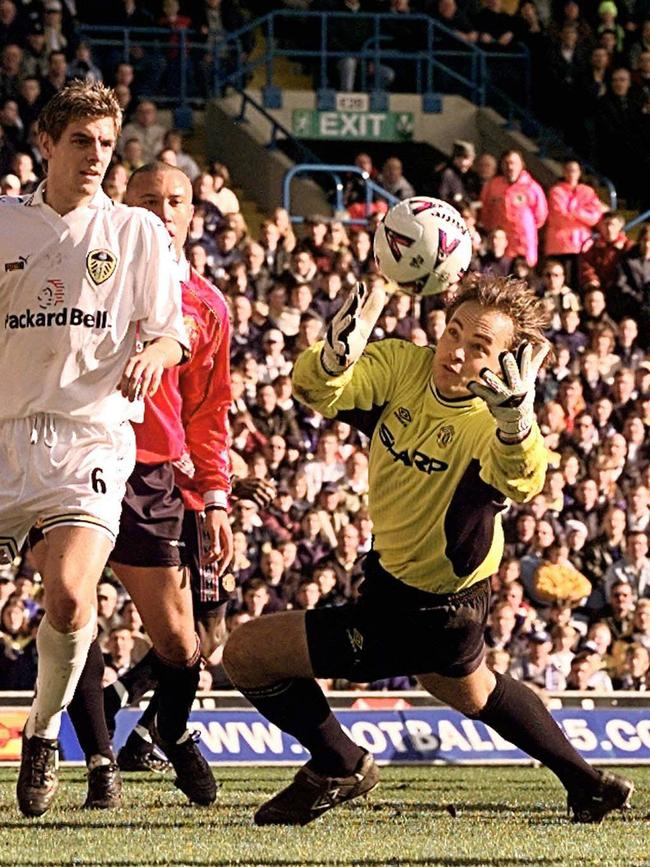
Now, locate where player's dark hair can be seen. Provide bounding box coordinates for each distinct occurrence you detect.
[447,274,552,357]
[38,80,122,142]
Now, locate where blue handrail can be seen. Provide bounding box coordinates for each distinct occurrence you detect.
[78,14,619,212]
[283,164,399,226]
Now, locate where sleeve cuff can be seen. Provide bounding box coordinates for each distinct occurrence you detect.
[203,489,229,509]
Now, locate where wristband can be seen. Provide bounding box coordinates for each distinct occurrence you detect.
[204,504,227,513]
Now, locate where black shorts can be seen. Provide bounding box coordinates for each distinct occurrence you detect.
[306,550,490,682]
[181,509,236,615]
[110,462,184,568]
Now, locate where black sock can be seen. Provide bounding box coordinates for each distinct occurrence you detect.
[243,678,364,777]
[477,673,601,793]
[155,643,201,744]
[104,648,159,737]
[67,637,114,764]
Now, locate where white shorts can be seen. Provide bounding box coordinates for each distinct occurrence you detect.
[0,415,136,563]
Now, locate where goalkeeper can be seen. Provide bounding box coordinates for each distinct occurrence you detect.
[223,274,633,827]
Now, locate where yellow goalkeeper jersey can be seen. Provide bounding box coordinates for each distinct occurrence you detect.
[292,339,547,594]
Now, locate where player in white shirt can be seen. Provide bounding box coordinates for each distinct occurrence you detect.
[0,81,188,818]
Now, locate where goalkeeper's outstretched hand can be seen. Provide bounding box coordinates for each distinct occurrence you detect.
[467,341,549,443]
[320,281,386,376]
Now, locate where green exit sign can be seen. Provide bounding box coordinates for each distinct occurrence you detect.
[292,109,415,142]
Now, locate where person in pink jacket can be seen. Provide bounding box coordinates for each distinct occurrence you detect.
[480,149,548,266]
[545,159,605,289]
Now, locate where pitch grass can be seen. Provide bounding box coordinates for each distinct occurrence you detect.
[0,766,648,867]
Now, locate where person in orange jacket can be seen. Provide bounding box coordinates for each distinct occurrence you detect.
[545,159,605,289]
[480,149,548,267]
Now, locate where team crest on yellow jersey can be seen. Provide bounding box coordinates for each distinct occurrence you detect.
[86,249,117,285]
[437,425,455,448]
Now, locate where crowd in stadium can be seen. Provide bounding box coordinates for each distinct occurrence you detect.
[0,0,649,701]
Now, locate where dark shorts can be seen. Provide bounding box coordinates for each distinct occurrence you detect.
[306,550,490,682]
[182,509,236,615]
[110,462,184,568]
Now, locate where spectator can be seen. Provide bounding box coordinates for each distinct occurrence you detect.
[104,626,136,677]
[485,600,522,652]
[328,0,395,93]
[480,149,548,266]
[615,316,645,368]
[67,42,103,84]
[581,287,618,337]
[565,650,596,689]
[579,211,632,297]
[600,579,637,640]
[612,642,650,689]
[545,160,605,288]
[603,531,650,599]
[616,223,650,345]
[22,24,48,80]
[549,623,578,678]
[595,67,649,207]
[258,328,293,383]
[631,598,650,650]
[39,49,68,103]
[314,523,364,597]
[479,227,513,277]
[250,381,301,442]
[511,630,567,690]
[16,76,43,131]
[0,43,23,104]
[546,24,586,146]
[378,156,415,200]
[211,161,240,214]
[474,0,515,48]
[435,140,481,206]
[96,581,122,649]
[431,0,478,43]
[119,99,168,162]
[163,128,199,181]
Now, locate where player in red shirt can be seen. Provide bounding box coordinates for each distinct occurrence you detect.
[66,162,233,808]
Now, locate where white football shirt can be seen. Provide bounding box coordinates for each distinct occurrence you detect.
[0,183,188,424]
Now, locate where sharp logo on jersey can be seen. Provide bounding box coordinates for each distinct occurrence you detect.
[437,424,455,447]
[86,249,117,285]
[434,229,461,267]
[394,406,412,427]
[37,278,65,309]
[384,226,415,263]
[379,423,449,475]
[4,308,110,330]
[4,255,29,272]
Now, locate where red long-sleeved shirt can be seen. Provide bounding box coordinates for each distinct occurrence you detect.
[133,263,232,510]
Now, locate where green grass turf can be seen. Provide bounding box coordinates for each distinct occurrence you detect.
[0,766,648,867]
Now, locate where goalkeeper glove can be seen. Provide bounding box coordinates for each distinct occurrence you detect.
[320,281,386,376]
[467,342,549,444]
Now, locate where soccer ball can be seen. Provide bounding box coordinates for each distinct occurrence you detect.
[373,196,473,296]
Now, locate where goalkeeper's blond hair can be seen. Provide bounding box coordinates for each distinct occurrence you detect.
[447,274,551,357]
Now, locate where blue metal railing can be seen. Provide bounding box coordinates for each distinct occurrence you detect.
[79,14,619,212]
[282,164,399,226]
[79,11,529,108]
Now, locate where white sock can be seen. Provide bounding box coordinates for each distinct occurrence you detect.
[88,754,112,771]
[134,724,153,744]
[25,610,97,741]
